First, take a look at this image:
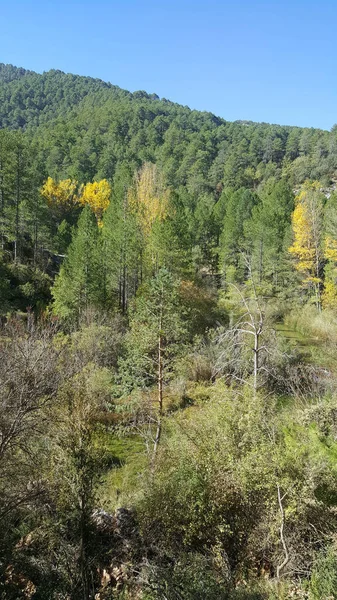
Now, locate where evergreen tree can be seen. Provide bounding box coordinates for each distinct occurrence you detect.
[0,130,15,251]
[220,188,258,281]
[52,206,103,324]
[120,268,186,460]
[102,164,141,311]
[244,180,294,290]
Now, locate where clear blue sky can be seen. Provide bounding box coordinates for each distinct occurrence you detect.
[0,0,336,130]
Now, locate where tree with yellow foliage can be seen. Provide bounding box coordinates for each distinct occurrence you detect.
[128,163,169,236]
[289,182,324,309]
[128,163,170,276]
[40,177,80,251]
[78,179,111,224]
[322,192,337,309]
[41,177,111,224]
[41,177,78,208]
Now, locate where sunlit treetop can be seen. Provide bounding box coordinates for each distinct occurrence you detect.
[41,177,111,224]
[41,177,78,207]
[128,163,169,236]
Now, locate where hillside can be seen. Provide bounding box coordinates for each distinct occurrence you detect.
[1,63,337,191]
[1,64,337,599]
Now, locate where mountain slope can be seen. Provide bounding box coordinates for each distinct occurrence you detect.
[0,63,336,192]
[0,63,35,84]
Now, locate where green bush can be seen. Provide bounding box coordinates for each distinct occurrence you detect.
[309,547,337,600]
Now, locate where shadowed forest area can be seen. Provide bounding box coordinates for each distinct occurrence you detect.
[2,63,337,599]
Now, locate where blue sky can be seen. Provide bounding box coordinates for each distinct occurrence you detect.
[0,0,336,129]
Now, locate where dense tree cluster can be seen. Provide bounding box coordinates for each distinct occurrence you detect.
[2,64,337,598]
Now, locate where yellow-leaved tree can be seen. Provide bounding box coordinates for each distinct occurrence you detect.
[289,181,324,309]
[78,179,111,224]
[41,177,78,207]
[41,177,111,224]
[322,192,337,309]
[128,163,170,274]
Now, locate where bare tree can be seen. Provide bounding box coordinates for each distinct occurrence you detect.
[276,484,290,580]
[213,268,272,395]
[0,320,60,520]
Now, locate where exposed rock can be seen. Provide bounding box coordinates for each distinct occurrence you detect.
[91,508,116,534]
[93,507,141,598]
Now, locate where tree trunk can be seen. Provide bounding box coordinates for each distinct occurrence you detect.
[152,297,164,465]
[276,484,289,580]
[153,332,163,462]
[0,158,4,251]
[259,239,263,283]
[14,149,21,263]
[253,329,259,396]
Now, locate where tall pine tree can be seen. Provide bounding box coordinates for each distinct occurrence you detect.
[52,206,103,324]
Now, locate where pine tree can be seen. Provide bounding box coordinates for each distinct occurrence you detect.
[220,188,258,281]
[102,164,141,311]
[0,130,15,251]
[0,131,33,261]
[52,206,103,325]
[120,268,186,461]
[244,180,294,290]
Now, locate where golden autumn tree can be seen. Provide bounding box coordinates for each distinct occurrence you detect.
[78,179,111,224]
[322,193,337,309]
[41,177,78,208]
[41,177,111,225]
[128,163,170,274]
[40,178,80,249]
[289,181,324,309]
[322,237,337,309]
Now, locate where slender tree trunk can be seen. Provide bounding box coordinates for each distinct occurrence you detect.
[315,282,322,312]
[314,252,322,312]
[139,248,143,285]
[118,265,122,309]
[253,328,259,397]
[274,261,278,288]
[120,187,128,313]
[311,197,323,312]
[153,303,163,464]
[14,150,21,263]
[122,263,127,312]
[0,159,4,251]
[259,239,263,283]
[33,217,38,267]
[153,334,163,460]
[276,484,289,580]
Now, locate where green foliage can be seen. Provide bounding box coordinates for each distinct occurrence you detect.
[52,205,103,324]
[142,552,229,599]
[3,62,337,600]
[220,188,258,280]
[309,547,337,599]
[1,64,337,313]
[244,180,294,291]
[120,268,187,392]
[137,386,337,583]
[101,163,141,311]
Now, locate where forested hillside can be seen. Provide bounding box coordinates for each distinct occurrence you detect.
[2,63,337,599]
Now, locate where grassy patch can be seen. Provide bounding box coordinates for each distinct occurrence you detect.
[95,429,147,510]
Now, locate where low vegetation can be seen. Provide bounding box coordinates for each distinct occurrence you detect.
[1,64,337,598]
